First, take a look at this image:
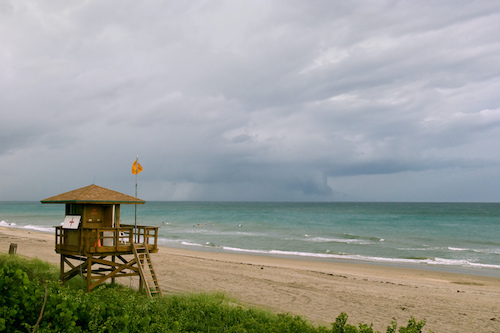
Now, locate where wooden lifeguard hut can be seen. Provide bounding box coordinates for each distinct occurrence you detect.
[41,184,161,297]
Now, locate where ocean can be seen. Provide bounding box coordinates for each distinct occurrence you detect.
[1,201,500,277]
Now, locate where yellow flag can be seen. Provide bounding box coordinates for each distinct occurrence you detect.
[132,160,143,175]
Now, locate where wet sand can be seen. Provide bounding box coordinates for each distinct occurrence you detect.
[2,227,500,332]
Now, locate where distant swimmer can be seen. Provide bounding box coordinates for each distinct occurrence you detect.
[238,224,242,227]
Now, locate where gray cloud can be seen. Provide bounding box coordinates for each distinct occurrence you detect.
[1,0,500,202]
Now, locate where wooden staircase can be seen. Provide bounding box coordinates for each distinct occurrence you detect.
[132,243,162,298]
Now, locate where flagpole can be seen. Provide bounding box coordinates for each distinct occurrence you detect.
[134,156,138,243]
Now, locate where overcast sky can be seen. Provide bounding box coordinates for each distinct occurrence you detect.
[1,1,500,202]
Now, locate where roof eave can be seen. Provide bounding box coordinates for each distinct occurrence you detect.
[40,200,145,204]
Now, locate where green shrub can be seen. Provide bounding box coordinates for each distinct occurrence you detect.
[0,256,47,331]
[0,255,431,333]
[331,313,431,333]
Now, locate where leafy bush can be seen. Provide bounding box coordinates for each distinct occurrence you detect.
[330,312,431,333]
[0,255,432,332]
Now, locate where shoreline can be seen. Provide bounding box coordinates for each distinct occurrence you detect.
[169,242,500,278]
[2,227,500,332]
[4,223,500,278]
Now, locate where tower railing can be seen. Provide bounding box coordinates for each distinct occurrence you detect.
[55,225,159,255]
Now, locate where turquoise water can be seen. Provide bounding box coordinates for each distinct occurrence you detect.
[2,201,500,276]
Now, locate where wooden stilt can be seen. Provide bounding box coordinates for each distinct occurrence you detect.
[111,255,116,284]
[60,254,64,281]
[86,256,92,292]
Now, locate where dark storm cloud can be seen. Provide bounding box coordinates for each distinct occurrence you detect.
[1,0,500,201]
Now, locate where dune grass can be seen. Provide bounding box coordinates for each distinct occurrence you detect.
[0,254,431,332]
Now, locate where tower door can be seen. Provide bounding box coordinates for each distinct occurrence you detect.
[103,205,116,228]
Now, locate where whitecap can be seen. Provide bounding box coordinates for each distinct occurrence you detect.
[21,225,54,233]
[305,236,371,244]
[448,246,500,255]
[448,247,469,252]
[181,241,203,247]
[0,220,15,226]
[220,247,500,270]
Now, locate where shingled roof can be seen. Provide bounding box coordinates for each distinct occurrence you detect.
[41,184,145,204]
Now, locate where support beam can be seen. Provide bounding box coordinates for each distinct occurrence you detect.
[86,256,92,292]
[89,259,139,290]
[59,253,143,293]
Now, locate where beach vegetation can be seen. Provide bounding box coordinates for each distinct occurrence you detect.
[1,254,431,332]
[330,312,430,333]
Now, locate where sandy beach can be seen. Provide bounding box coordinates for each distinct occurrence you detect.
[2,227,500,332]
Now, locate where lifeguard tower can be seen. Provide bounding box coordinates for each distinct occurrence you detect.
[41,184,161,297]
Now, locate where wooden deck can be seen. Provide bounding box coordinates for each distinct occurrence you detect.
[55,224,159,256]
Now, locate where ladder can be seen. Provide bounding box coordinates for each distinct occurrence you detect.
[132,243,162,298]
